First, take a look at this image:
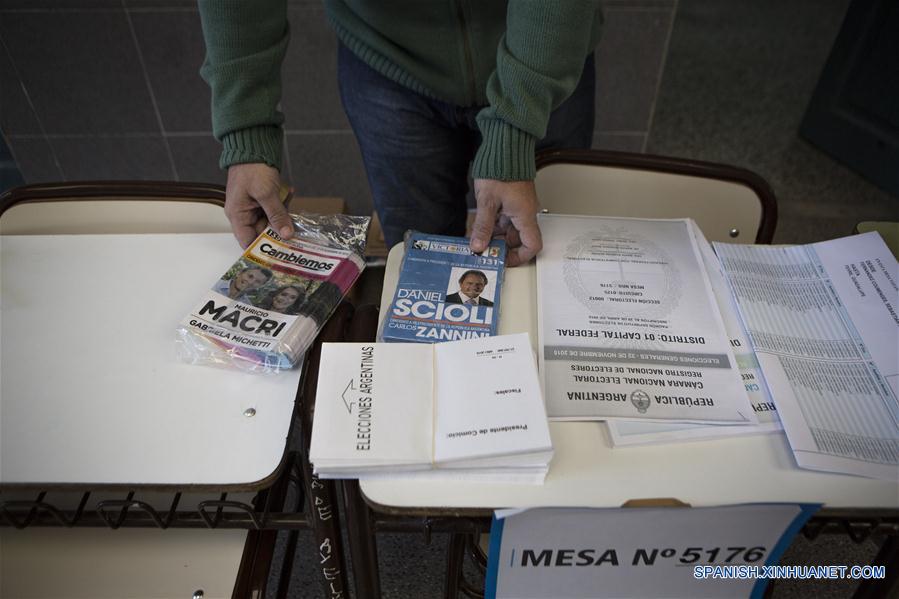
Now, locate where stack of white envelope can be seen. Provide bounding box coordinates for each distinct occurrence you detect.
[310,333,554,484]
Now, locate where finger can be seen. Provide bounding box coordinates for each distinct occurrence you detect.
[470,201,499,254]
[505,225,521,249]
[495,213,520,246]
[254,217,269,237]
[255,188,294,240]
[505,246,526,268]
[492,213,510,237]
[507,213,542,267]
[228,218,258,249]
[225,195,263,249]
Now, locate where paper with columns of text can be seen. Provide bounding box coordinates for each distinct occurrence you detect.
[715,232,899,480]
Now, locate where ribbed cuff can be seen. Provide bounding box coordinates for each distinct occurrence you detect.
[219,125,283,171]
[471,119,536,181]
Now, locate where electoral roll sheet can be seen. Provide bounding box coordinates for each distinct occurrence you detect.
[537,214,755,424]
[715,233,899,480]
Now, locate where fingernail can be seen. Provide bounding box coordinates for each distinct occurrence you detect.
[280,226,293,238]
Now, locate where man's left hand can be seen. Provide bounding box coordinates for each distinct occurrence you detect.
[470,178,543,267]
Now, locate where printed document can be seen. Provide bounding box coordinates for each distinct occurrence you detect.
[715,233,899,480]
[607,223,781,445]
[309,333,553,480]
[537,214,755,424]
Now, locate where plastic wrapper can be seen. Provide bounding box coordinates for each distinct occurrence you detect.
[176,212,370,373]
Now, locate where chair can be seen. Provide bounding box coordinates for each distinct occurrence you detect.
[0,181,352,599]
[0,181,231,235]
[534,149,777,243]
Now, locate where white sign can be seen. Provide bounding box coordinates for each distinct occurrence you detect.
[486,504,818,599]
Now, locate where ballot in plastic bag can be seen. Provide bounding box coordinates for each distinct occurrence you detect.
[176,212,370,374]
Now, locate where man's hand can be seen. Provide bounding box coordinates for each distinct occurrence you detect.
[470,178,542,267]
[225,163,294,248]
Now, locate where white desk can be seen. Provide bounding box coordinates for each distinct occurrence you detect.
[1,233,302,487]
[360,244,899,512]
[0,527,246,599]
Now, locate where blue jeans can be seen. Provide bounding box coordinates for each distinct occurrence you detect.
[338,44,595,248]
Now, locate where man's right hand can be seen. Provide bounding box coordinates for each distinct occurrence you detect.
[225,163,294,248]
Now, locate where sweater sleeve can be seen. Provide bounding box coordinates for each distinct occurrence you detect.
[198,0,289,170]
[471,1,602,181]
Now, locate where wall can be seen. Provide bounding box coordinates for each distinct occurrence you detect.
[0,0,676,213]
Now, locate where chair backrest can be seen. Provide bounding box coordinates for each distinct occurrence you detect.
[0,181,230,235]
[535,150,777,243]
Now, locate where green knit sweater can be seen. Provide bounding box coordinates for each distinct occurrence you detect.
[199,0,603,181]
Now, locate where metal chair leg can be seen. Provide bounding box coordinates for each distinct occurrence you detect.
[340,479,382,599]
[300,461,350,598]
[444,532,468,598]
[853,535,899,599]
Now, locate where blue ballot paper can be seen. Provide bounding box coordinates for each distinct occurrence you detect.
[381,232,506,343]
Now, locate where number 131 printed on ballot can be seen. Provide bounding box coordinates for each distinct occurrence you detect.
[536,213,756,424]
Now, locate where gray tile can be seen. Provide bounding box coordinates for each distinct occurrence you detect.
[648,0,849,165]
[0,131,15,162]
[285,132,371,216]
[5,137,63,183]
[51,135,174,180]
[124,1,314,8]
[603,0,677,7]
[593,132,646,153]
[168,134,225,184]
[595,8,674,131]
[769,139,898,244]
[0,10,160,135]
[0,1,122,8]
[646,0,898,248]
[282,6,350,131]
[0,33,42,134]
[130,10,211,132]
[125,1,198,7]
[0,166,25,193]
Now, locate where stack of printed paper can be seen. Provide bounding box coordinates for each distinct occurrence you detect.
[536,214,757,427]
[605,221,782,446]
[714,233,898,480]
[310,333,554,483]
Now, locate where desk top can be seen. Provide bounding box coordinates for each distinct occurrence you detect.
[0,233,302,488]
[360,245,899,511]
